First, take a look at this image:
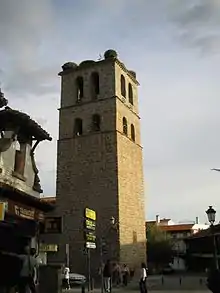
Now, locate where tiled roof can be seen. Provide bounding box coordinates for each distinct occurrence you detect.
[187,224,220,239]
[0,107,52,141]
[160,224,194,232]
[40,196,56,204]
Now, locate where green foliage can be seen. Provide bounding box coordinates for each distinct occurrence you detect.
[147,224,173,266]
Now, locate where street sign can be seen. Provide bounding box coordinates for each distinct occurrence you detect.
[86,242,96,249]
[84,208,96,293]
[85,208,96,221]
[39,243,58,252]
[84,219,96,231]
[85,231,96,242]
[84,208,96,249]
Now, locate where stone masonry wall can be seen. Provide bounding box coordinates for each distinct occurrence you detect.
[53,55,146,274]
[115,61,146,269]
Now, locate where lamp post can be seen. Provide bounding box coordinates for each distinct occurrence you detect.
[206,206,219,269]
[100,217,119,293]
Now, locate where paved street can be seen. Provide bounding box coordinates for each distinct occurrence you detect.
[126,275,207,292]
[67,289,210,293]
[68,275,209,293]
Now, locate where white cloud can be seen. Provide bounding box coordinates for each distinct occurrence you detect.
[0,0,55,68]
[1,0,220,222]
[166,0,220,54]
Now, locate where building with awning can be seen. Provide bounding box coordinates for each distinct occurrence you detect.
[0,89,54,272]
[185,224,220,271]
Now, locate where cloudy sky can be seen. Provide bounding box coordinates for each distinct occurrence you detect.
[1,0,220,224]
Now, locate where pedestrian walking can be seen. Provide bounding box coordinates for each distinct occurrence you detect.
[112,263,121,286]
[103,260,112,292]
[122,264,129,286]
[63,266,70,290]
[139,262,148,293]
[17,246,38,293]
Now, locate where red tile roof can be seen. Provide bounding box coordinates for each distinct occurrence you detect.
[40,196,56,204]
[160,224,194,232]
[0,107,52,141]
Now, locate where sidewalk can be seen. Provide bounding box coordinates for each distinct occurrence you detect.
[67,288,208,293]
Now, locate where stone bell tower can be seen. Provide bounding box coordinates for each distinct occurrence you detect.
[55,49,146,273]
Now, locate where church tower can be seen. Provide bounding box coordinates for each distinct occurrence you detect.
[56,50,146,273]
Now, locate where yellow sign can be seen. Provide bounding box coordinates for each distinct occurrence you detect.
[0,202,5,221]
[85,208,96,221]
[39,244,58,252]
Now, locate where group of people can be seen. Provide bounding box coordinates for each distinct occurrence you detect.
[111,263,131,287]
[0,246,39,293]
[101,260,148,293]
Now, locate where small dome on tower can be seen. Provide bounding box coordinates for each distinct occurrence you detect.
[62,62,78,71]
[129,70,137,79]
[79,60,96,67]
[0,88,8,108]
[104,49,118,59]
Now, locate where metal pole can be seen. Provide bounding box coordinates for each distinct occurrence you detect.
[213,233,219,270]
[87,248,91,292]
[100,238,104,293]
[66,244,70,267]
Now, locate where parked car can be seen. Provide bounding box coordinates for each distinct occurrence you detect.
[62,272,86,287]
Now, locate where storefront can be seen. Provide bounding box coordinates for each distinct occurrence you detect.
[0,183,54,254]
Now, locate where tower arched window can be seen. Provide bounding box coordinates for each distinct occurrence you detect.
[74,118,83,136]
[128,83,133,105]
[90,72,100,99]
[121,75,126,98]
[122,117,128,135]
[76,76,84,102]
[92,114,101,131]
[131,124,135,142]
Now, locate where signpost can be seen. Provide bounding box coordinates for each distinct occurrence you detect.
[84,208,96,292]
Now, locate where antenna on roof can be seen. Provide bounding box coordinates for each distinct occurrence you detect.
[98,54,102,61]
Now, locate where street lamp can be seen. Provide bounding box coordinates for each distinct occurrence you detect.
[206,206,216,226]
[206,206,218,269]
[100,217,119,293]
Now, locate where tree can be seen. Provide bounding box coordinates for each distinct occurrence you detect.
[147,224,173,267]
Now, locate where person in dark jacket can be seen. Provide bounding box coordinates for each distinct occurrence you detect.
[103,260,112,292]
[139,262,147,293]
[207,268,220,293]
